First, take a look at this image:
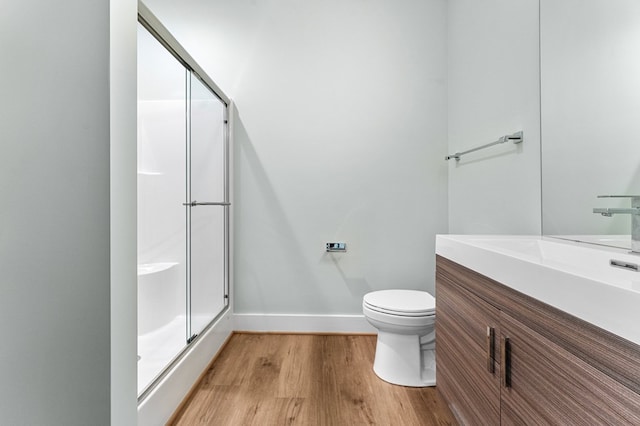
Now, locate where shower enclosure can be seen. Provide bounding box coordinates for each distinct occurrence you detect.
[137,20,229,397]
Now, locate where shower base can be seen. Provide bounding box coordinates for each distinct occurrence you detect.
[138,315,187,395]
[138,313,217,395]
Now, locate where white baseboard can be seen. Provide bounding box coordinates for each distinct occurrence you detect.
[137,309,233,426]
[233,313,376,334]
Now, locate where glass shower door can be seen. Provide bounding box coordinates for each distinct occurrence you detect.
[137,22,188,395]
[137,14,231,399]
[187,73,229,340]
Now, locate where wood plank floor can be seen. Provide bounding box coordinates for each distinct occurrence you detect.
[169,333,458,425]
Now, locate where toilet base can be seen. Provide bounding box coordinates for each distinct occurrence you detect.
[372,330,436,387]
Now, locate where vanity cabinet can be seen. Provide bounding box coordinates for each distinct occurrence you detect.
[436,255,640,425]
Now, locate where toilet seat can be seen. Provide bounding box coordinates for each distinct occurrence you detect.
[363,290,435,317]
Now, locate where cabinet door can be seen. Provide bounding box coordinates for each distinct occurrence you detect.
[500,312,640,425]
[436,267,501,425]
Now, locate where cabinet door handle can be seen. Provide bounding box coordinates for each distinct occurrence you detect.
[486,326,495,374]
[501,336,511,388]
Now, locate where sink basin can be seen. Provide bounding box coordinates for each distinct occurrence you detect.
[435,235,640,345]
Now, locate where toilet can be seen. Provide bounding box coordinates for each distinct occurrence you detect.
[362,289,436,387]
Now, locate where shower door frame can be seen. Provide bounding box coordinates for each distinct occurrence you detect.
[185,70,231,344]
[137,3,231,402]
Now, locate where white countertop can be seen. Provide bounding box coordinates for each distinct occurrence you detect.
[435,235,640,346]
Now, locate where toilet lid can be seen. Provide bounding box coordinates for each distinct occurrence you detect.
[363,290,435,316]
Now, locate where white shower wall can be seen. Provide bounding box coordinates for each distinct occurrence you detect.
[137,99,187,393]
[137,100,186,267]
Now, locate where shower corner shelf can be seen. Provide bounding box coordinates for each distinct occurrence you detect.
[137,262,179,276]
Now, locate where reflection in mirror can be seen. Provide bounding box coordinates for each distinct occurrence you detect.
[541,0,640,250]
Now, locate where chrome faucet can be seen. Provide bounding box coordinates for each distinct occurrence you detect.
[593,195,640,254]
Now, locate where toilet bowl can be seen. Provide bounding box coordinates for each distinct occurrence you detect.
[363,289,436,387]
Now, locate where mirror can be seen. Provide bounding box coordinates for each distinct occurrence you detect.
[541,0,640,250]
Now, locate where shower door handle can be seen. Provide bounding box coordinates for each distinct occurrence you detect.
[183,200,231,207]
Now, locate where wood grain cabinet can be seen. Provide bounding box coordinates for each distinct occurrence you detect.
[436,255,640,425]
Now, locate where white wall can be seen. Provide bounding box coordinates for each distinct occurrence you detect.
[110,0,139,423]
[447,0,541,235]
[145,0,449,315]
[0,1,138,424]
[0,1,137,424]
